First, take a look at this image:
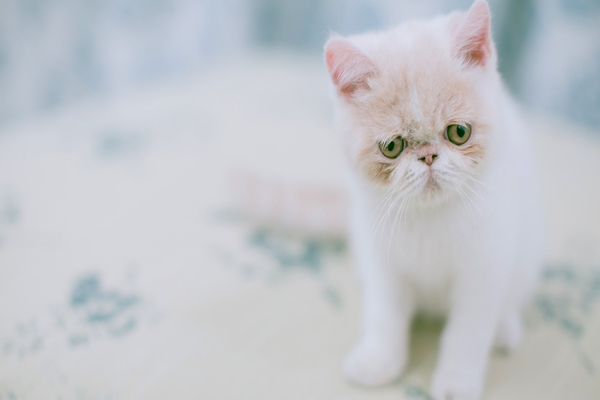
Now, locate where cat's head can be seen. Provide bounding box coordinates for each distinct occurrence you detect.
[325,0,499,206]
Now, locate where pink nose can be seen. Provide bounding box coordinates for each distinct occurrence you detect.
[419,153,438,166]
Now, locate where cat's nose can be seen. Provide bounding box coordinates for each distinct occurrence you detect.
[419,153,438,166]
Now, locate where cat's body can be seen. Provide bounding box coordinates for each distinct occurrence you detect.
[346,90,541,318]
[325,1,543,399]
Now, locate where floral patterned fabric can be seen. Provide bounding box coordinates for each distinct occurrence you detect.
[0,55,599,399]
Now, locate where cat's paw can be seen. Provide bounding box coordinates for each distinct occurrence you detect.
[430,370,482,400]
[343,340,405,386]
[493,312,523,353]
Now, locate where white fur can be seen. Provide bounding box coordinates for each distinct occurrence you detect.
[325,1,544,399]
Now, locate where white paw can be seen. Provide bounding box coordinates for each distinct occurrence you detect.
[493,313,523,353]
[430,370,482,400]
[343,339,405,386]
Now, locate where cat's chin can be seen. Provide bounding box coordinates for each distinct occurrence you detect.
[414,190,447,208]
[410,176,449,207]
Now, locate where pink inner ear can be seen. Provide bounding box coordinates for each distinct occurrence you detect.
[325,38,375,97]
[453,0,492,68]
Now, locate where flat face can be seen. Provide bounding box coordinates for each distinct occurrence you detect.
[338,24,493,204]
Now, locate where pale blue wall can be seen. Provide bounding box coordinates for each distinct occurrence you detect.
[0,0,599,128]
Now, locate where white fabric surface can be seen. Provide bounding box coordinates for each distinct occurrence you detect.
[0,53,599,400]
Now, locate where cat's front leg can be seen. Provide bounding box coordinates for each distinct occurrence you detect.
[343,235,414,386]
[430,261,508,400]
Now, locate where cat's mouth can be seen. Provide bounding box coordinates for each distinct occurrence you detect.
[415,171,443,197]
[424,175,441,190]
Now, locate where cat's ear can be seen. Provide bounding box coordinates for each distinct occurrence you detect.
[324,37,376,98]
[453,0,494,68]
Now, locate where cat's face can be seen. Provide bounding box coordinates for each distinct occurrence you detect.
[325,0,497,206]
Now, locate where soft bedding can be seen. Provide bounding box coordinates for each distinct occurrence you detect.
[0,54,599,400]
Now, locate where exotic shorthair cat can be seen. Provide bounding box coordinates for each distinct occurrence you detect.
[324,1,543,399]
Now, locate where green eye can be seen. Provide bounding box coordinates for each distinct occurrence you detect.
[379,137,405,159]
[446,123,472,145]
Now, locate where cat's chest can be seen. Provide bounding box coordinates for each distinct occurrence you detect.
[386,208,473,314]
[397,234,455,314]
[388,207,468,266]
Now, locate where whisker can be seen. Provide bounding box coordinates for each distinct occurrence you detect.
[463,180,496,214]
[368,188,396,246]
[469,175,498,195]
[388,193,409,259]
[456,186,475,224]
[457,185,490,230]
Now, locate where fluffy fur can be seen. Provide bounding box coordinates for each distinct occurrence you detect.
[324,1,543,399]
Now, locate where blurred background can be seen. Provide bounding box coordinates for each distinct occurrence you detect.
[1,0,600,128]
[1,1,600,400]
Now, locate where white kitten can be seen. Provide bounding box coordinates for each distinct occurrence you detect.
[324,1,543,399]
